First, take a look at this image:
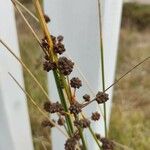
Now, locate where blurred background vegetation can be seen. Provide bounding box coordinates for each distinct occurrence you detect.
[15,1,150,150]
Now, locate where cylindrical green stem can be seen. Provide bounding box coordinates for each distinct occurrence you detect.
[78,128,87,150]
[97,0,107,137]
[88,126,102,149]
[53,70,74,136]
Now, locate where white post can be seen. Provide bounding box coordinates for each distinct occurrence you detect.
[0,1,34,150]
[44,0,123,149]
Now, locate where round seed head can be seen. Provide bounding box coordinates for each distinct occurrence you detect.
[57,57,74,76]
[70,77,82,89]
[91,112,100,121]
[41,119,55,128]
[57,117,65,126]
[74,118,90,129]
[69,101,82,115]
[43,60,57,72]
[83,94,90,102]
[65,137,77,150]
[44,14,51,23]
[100,138,114,150]
[57,35,64,42]
[95,91,109,104]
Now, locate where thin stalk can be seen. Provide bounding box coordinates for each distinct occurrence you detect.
[82,56,150,109]
[78,128,87,150]
[66,76,72,101]
[0,39,50,101]
[105,56,150,92]
[33,0,56,61]
[11,0,49,56]
[33,0,74,136]
[9,73,68,137]
[60,74,72,102]
[81,113,102,149]
[75,115,87,150]
[14,0,39,22]
[53,70,74,136]
[88,126,102,149]
[97,0,107,137]
[12,0,40,44]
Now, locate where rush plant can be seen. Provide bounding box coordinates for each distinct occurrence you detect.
[0,0,149,150]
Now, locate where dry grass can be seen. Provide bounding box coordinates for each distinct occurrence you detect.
[109,28,150,150]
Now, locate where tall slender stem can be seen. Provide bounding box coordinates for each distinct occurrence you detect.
[97,0,107,137]
[53,71,74,135]
[78,128,87,150]
[88,126,102,149]
[33,0,75,136]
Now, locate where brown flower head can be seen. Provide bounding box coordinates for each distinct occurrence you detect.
[57,35,64,42]
[41,38,49,50]
[70,77,82,89]
[57,57,74,76]
[74,118,90,129]
[69,101,82,115]
[65,137,77,150]
[54,42,66,55]
[95,91,109,104]
[43,101,51,112]
[43,60,57,72]
[91,112,100,121]
[83,94,90,102]
[44,101,63,113]
[41,119,55,128]
[57,117,65,126]
[101,138,114,150]
[44,14,51,23]
[95,133,101,141]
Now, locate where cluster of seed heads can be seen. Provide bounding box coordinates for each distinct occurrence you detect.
[53,36,66,55]
[65,132,81,150]
[65,137,78,150]
[41,119,55,128]
[43,60,57,72]
[44,101,64,113]
[74,118,91,129]
[100,138,114,150]
[41,14,112,150]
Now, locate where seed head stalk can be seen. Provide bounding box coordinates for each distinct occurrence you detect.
[33,0,74,135]
[33,2,88,147]
[97,0,107,137]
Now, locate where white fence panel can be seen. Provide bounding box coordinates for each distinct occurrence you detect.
[45,0,123,149]
[0,1,34,150]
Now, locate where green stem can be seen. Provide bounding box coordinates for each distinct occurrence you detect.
[78,128,87,150]
[97,0,107,137]
[53,70,74,136]
[75,115,87,150]
[88,126,102,149]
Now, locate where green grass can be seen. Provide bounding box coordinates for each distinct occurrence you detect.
[15,2,150,150]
